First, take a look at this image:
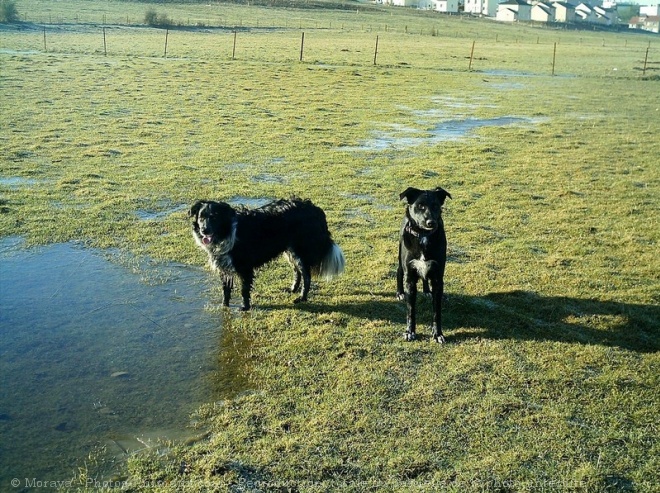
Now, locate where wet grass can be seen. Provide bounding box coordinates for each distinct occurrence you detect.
[1,1,659,491]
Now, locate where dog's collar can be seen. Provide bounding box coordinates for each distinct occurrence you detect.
[405,222,437,238]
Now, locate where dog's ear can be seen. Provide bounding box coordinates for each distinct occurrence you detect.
[188,201,204,218]
[400,187,424,204]
[433,187,452,205]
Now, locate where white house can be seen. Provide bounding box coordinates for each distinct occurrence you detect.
[464,0,499,16]
[552,1,575,22]
[496,0,533,21]
[593,5,615,25]
[640,4,660,17]
[629,14,660,33]
[387,0,417,6]
[433,0,459,12]
[531,2,555,22]
[575,2,597,22]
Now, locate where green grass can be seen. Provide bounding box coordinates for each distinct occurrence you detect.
[1,1,659,491]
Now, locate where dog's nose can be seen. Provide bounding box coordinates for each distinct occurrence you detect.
[425,220,437,229]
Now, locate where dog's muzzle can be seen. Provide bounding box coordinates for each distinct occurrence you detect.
[424,220,437,230]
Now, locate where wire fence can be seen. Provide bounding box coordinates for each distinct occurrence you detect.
[2,23,657,78]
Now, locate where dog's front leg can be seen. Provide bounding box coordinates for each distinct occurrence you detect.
[238,270,254,311]
[430,276,445,344]
[221,276,233,307]
[396,244,405,300]
[404,276,418,341]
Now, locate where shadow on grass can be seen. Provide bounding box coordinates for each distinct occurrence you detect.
[269,290,659,353]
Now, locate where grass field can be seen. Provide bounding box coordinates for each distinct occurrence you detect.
[1,0,659,491]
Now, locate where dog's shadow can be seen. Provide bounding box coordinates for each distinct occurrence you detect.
[264,289,659,353]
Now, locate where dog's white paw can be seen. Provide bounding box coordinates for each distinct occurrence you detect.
[396,292,405,301]
[433,335,446,344]
[404,332,416,342]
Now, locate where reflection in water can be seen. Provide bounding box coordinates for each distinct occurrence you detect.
[0,238,243,485]
[212,314,256,400]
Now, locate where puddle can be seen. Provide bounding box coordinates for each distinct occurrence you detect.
[0,238,238,485]
[341,116,541,152]
[430,116,532,140]
[339,94,547,153]
[0,49,41,55]
[488,82,525,90]
[135,201,187,221]
[227,196,273,208]
[481,69,575,79]
[0,176,41,188]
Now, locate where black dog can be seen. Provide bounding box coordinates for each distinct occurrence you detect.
[396,187,452,343]
[190,198,345,310]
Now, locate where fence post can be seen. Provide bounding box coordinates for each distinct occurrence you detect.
[642,46,649,76]
[300,32,305,62]
[552,42,557,76]
[468,40,475,71]
[103,27,107,56]
[43,27,47,52]
[373,35,379,65]
[164,29,169,58]
[232,31,237,60]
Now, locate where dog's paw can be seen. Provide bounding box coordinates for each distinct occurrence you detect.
[239,305,251,312]
[293,297,308,304]
[404,332,416,342]
[396,292,405,301]
[433,335,446,344]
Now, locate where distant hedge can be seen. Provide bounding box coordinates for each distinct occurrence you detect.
[144,8,171,27]
[1,0,20,23]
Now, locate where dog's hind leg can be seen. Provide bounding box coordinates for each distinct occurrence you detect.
[285,251,302,294]
[429,276,446,344]
[237,270,254,311]
[287,251,311,304]
[294,264,312,304]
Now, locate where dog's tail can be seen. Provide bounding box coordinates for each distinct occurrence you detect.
[317,242,345,281]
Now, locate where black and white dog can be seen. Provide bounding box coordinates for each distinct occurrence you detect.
[396,187,452,343]
[190,198,345,310]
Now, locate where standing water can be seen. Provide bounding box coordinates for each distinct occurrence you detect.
[0,238,226,487]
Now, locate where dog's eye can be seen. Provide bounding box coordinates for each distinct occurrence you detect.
[417,205,426,212]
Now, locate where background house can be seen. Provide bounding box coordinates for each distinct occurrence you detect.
[531,2,556,22]
[629,14,660,33]
[433,0,460,12]
[496,0,533,21]
[464,0,499,16]
[639,4,660,17]
[551,1,576,22]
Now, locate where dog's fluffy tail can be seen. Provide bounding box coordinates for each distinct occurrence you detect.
[317,243,345,281]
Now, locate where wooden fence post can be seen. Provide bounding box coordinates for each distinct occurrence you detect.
[373,35,379,65]
[552,42,557,76]
[642,47,649,76]
[300,32,305,62]
[232,31,237,60]
[164,29,169,58]
[468,40,475,71]
[103,27,107,56]
[43,27,47,52]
